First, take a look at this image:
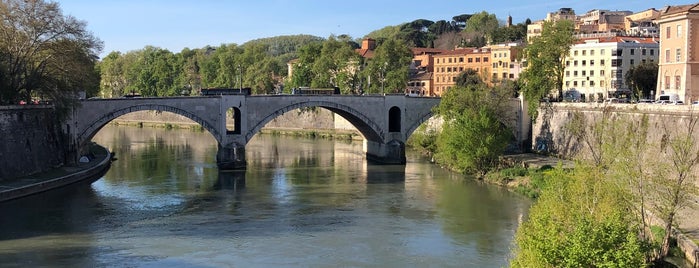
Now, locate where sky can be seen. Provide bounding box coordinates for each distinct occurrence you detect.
[55,0,694,58]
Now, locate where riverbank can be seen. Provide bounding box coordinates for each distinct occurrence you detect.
[0,143,112,202]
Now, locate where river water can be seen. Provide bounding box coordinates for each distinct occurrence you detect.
[0,124,530,267]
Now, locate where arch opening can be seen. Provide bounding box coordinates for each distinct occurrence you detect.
[226,107,242,134]
[388,106,401,132]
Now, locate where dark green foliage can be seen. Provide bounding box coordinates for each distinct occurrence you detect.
[624,62,658,100]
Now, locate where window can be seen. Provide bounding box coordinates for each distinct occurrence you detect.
[614,70,623,78]
[565,81,570,87]
[590,70,594,76]
[574,60,578,66]
[459,57,464,62]
[590,81,595,86]
[612,49,623,56]
[600,80,605,87]
[509,74,514,79]
[475,57,481,63]
[574,50,578,56]
[665,76,670,89]
[590,50,595,56]
[468,58,473,63]
[573,71,578,77]
[566,60,570,66]
[601,49,605,55]
[666,26,671,39]
[676,48,681,62]
[590,60,595,66]
[573,81,578,87]
[502,73,507,79]
[611,59,622,67]
[582,81,586,87]
[459,67,463,72]
[447,67,451,72]
[630,59,635,65]
[642,59,646,64]
[666,49,670,63]
[642,48,647,56]
[582,50,586,56]
[582,60,586,66]
[566,71,570,77]
[650,49,654,56]
[582,70,586,76]
[600,59,605,66]
[678,25,682,38]
[600,70,605,76]
[675,75,681,89]
[483,57,489,62]
[630,49,635,55]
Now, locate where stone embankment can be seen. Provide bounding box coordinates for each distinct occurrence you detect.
[0,143,112,202]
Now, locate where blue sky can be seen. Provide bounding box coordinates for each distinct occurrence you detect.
[55,0,693,58]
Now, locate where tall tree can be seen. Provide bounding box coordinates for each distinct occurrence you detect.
[311,36,361,92]
[463,11,500,45]
[0,0,102,109]
[363,38,412,94]
[519,20,575,118]
[624,61,658,100]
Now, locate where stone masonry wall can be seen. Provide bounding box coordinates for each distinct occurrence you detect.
[0,106,66,180]
[532,103,699,161]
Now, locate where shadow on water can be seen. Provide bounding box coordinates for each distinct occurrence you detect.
[365,164,406,184]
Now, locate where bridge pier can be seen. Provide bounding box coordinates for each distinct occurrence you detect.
[363,140,406,165]
[216,143,246,170]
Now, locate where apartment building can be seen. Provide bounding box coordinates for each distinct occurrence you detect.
[625,8,660,36]
[432,48,491,96]
[656,3,699,102]
[577,9,631,34]
[564,36,659,101]
[527,8,576,41]
[489,42,524,83]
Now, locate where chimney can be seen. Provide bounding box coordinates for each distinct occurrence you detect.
[362,38,376,50]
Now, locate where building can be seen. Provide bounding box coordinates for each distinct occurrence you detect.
[432,48,491,96]
[656,3,699,102]
[489,42,524,83]
[577,9,632,34]
[527,8,577,42]
[563,36,659,101]
[625,8,660,37]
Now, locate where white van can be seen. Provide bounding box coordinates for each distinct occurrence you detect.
[657,93,680,104]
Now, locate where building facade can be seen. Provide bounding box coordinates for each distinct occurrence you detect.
[564,36,659,101]
[656,3,699,102]
[432,48,491,96]
[489,42,524,83]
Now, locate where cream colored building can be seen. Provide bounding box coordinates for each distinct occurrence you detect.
[527,8,577,42]
[625,8,660,36]
[578,9,631,34]
[656,3,699,102]
[564,36,659,101]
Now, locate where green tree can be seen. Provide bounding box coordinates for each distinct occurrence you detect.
[433,82,514,177]
[0,0,102,109]
[455,69,483,87]
[311,36,361,92]
[653,115,699,258]
[363,38,412,94]
[289,41,322,89]
[520,20,575,118]
[463,11,500,45]
[624,61,658,100]
[511,165,647,267]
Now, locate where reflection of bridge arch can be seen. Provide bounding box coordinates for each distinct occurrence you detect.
[76,104,221,147]
[245,100,384,144]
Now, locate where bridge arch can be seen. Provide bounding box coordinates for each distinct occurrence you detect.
[244,100,384,144]
[405,110,436,141]
[76,104,222,147]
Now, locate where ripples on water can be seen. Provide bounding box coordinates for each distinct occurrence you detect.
[0,125,530,267]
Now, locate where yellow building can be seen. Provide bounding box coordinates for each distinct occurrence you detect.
[656,3,699,102]
[432,48,491,96]
[527,8,577,42]
[489,42,523,83]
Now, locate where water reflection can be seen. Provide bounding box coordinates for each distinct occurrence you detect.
[0,125,530,267]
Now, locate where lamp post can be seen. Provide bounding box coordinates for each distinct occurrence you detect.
[238,64,243,92]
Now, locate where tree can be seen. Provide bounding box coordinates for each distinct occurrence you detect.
[519,20,575,118]
[311,36,361,92]
[653,114,699,258]
[455,69,483,87]
[624,62,658,100]
[511,165,647,267]
[362,39,412,94]
[433,82,514,177]
[0,0,102,109]
[463,11,500,45]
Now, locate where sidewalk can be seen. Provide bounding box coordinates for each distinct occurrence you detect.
[0,145,112,202]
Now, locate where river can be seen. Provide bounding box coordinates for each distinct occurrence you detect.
[0,124,530,267]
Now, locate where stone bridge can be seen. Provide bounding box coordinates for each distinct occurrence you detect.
[66,95,442,169]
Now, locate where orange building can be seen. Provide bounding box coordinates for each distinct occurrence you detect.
[432,48,491,96]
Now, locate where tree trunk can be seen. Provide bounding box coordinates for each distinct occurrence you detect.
[660,214,674,258]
